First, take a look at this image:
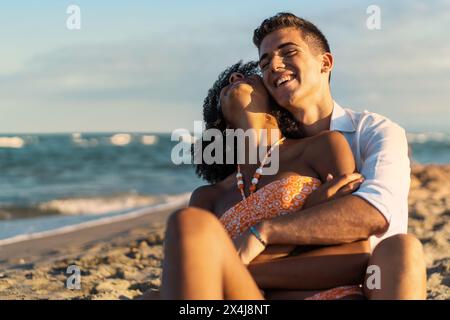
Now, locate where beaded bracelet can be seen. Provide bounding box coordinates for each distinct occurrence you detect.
[249,226,267,247]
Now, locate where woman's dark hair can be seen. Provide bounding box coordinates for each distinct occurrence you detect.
[193,61,303,184]
[192,61,259,184]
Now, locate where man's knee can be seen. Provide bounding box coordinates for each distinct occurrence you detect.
[367,234,427,299]
[374,234,425,264]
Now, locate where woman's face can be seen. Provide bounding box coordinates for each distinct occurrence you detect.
[218,72,271,127]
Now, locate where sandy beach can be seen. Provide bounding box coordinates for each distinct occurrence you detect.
[0,164,449,300]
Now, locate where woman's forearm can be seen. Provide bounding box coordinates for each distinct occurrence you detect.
[247,240,370,290]
[251,244,297,263]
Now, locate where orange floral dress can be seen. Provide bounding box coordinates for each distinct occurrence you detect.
[219,174,364,300]
[220,175,321,238]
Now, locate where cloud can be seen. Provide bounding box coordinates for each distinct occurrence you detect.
[0,20,258,104]
[0,0,448,132]
[0,19,259,132]
[323,0,450,129]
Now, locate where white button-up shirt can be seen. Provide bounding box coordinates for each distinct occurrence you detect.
[330,101,410,249]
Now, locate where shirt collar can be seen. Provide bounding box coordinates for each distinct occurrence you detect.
[330,101,356,132]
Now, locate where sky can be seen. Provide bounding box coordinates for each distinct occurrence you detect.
[0,0,449,133]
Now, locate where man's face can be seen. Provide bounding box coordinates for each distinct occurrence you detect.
[259,27,325,109]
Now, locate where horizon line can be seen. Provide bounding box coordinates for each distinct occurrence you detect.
[1,129,450,135]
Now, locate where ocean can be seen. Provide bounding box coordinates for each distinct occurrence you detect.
[0,131,449,243]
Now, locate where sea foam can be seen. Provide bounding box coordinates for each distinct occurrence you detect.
[0,136,25,148]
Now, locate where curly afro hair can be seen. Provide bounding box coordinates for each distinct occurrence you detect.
[193,61,304,184]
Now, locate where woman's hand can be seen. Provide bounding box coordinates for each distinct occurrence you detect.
[303,173,364,209]
[232,227,267,265]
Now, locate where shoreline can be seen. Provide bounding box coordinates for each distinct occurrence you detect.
[0,164,449,299]
[0,202,184,268]
[0,197,189,247]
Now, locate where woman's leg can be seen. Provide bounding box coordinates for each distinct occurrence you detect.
[161,207,264,300]
[249,241,370,300]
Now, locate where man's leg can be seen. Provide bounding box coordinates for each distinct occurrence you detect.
[364,234,427,299]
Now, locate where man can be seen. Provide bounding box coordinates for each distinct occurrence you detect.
[235,12,426,299]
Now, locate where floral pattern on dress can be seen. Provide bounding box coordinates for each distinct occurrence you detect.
[219,175,321,239]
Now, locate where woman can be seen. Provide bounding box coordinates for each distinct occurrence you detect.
[159,61,369,300]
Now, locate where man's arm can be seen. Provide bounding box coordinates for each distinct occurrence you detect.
[257,115,409,246]
[260,194,387,245]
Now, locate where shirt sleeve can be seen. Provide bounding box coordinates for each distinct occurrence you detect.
[352,114,410,233]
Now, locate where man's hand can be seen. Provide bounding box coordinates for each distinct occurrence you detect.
[303,173,364,209]
[233,225,266,265]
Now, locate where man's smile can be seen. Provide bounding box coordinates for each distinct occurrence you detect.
[273,73,297,88]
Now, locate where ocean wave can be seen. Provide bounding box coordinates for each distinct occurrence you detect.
[72,133,99,147]
[141,135,158,145]
[71,133,160,147]
[407,132,450,144]
[110,133,132,146]
[38,193,190,215]
[175,132,199,144]
[0,193,191,220]
[0,136,25,148]
[0,197,190,245]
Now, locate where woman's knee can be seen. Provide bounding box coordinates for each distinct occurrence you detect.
[166,207,221,237]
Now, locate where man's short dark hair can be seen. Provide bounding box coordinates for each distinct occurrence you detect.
[253,12,330,54]
[253,12,331,80]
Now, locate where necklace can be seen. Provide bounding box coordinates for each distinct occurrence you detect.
[236,137,286,201]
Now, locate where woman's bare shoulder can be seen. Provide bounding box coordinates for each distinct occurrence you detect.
[189,175,234,211]
[310,130,345,142]
[305,130,348,154]
[189,184,218,208]
[284,131,343,157]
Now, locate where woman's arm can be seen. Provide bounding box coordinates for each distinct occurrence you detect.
[301,131,362,209]
[248,240,371,290]
[306,130,356,182]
